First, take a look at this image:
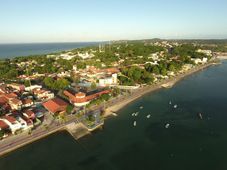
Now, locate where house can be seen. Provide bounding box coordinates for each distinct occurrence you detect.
[23,110,36,120]
[197,49,212,56]
[22,98,34,108]
[15,116,29,130]
[0,116,21,134]
[64,88,111,107]
[9,98,22,110]
[192,57,208,65]
[0,120,9,131]
[0,96,8,106]
[25,85,42,92]
[8,83,25,91]
[42,98,68,115]
[33,89,54,100]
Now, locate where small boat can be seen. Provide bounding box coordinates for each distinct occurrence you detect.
[132,113,135,116]
[198,113,203,120]
[140,106,143,109]
[165,123,170,129]
[133,121,137,126]
[146,114,151,118]
[173,105,178,109]
[169,101,172,105]
[135,112,139,116]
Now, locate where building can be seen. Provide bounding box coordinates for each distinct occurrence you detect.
[42,98,68,115]
[0,116,21,134]
[197,49,212,56]
[9,98,22,110]
[25,85,42,92]
[33,89,54,100]
[192,57,208,65]
[0,120,9,131]
[22,98,34,108]
[99,73,118,87]
[23,110,36,120]
[64,88,111,107]
[8,83,25,91]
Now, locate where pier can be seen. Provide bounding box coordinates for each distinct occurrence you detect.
[66,122,91,140]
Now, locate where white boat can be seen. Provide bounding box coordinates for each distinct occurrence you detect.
[140,106,143,109]
[169,101,172,105]
[135,112,139,116]
[173,105,178,109]
[165,123,170,129]
[198,113,203,120]
[133,121,137,126]
[146,114,151,118]
[132,113,135,116]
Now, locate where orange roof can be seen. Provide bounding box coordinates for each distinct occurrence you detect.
[10,98,22,105]
[75,92,86,98]
[3,93,17,100]
[2,116,17,123]
[0,120,9,129]
[105,68,120,74]
[42,98,68,114]
[22,98,33,105]
[24,110,35,119]
[0,96,8,105]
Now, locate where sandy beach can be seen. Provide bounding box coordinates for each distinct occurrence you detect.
[105,61,218,115]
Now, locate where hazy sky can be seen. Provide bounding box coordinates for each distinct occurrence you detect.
[0,0,227,43]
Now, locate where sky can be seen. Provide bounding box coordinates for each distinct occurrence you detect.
[0,0,227,43]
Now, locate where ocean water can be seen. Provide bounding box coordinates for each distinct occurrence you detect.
[0,61,227,170]
[0,42,99,59]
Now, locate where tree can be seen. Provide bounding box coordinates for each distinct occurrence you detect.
[54,78,70,90]
[24,80,31,87]
[152,66,160,75]
[168,64,175,72]
[66,105,74,114]
[43,77,54,88]
[161,68,167,76]
[91,82,97,90]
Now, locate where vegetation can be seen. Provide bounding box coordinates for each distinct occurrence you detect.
[43,77,70,90]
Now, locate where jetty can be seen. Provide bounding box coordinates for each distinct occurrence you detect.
[66,122,90,140]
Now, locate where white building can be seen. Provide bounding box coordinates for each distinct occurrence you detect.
[78,52,94,59]
[192,57,208,65]
[197,49,212,56]
[25,85,42,92]
[33,89,54,100]
[0,116,21,134]
[99,73,118,87]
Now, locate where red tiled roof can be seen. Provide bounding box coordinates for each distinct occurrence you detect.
[2,116,17,123]
[10,98,22,105]
[22,98,33,105]
[4,93,17,100]
[23,110,35,119]
[0,96,8,105]
[42,98,68,114]
[64,89,111,104]
[0,120,9,129]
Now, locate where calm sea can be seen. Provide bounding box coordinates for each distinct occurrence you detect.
[0,42,99,59]
[1,61,227,170]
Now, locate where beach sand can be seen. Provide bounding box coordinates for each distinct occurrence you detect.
[105,62,217,116]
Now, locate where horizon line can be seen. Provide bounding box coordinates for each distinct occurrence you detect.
[1,38,227,45]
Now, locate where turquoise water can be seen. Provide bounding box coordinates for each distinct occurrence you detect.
[0,42,98,59]
[1,61,227,170]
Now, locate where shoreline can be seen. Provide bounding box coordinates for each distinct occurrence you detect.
[105,61,218,115]
[0,61,218,157]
